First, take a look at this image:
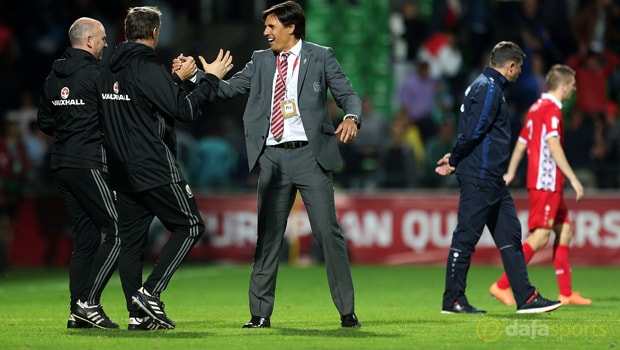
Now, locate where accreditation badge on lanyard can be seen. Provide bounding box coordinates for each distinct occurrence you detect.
[278,54,300,119]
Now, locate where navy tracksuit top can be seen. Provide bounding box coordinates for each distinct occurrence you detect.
[449,66,512,181]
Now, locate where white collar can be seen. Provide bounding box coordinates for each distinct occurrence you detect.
[541,92,562,109]
[285,39,302,57]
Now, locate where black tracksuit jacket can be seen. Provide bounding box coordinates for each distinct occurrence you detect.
[98,42,219,193]
[38,47,106,171]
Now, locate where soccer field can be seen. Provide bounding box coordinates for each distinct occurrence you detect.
[0,264,618,349]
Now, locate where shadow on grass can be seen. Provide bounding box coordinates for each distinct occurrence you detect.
[65,318,449,339]
[274,327,397,338]
[268,319,449,338]
[594,296,620,302]
[483,312,580,321]
[65,319,451,339]
[66,329,210,339]
[65,328,391,339]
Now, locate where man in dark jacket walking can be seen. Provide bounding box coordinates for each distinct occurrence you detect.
[38,17,120,329]
[98,6,233,330]
[435,41,562,314]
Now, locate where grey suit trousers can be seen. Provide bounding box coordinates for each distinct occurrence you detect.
[249,144,355,318]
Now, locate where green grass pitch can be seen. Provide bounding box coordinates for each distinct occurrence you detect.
[0,264,618,349]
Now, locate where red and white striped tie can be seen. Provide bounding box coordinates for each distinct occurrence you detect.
[270,52,289,141]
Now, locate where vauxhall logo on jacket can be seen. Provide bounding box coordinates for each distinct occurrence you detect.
[101,81,131,101]
[51,86,85,106]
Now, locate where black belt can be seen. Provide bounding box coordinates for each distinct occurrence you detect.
[271,141,309,149]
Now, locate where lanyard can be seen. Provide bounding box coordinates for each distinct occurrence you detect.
[276,53,300,96]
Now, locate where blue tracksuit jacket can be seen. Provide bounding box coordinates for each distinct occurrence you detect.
[448,66,513,180]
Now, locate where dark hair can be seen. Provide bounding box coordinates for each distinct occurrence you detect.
[489,41,525,68]
[262,1,305,40]
[124,6,162,41]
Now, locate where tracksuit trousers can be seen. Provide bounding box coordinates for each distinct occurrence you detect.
[442,176,537,309]
[116,181,204,317]
[53,168,120,307]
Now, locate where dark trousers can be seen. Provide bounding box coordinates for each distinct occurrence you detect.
[116,181,204,317]
[53,168,120,306]
[442,176,536,308]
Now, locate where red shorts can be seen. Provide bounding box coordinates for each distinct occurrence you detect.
[527,189,569,232]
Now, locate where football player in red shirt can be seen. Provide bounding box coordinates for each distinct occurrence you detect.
[489,64,591,306]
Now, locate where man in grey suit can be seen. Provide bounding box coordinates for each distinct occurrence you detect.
[219,0,361,328]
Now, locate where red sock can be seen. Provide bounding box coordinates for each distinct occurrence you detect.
[497,242,535,289]
[554,244,572,296]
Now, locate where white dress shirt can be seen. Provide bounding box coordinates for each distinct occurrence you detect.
[266,39,307,145]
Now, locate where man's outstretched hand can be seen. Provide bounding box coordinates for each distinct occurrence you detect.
[171,49,234,80]
[198,49,233,79]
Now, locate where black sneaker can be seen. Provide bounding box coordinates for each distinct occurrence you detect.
[441,302,487,314]
[340,313,361,328]
[516,291,562,314]
[67,314,93,329]
[71,300,120,329]
[128,317,163,331]
[131,288,176,329]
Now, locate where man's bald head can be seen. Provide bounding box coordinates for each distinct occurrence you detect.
[68,17,107,60]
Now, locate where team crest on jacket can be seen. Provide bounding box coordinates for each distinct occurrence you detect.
[185,184,194,198]
[313,82,321,93]
[51,86,85,106]
[101,81,131,101]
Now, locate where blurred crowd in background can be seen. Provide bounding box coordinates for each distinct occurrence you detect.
[0,0,619,207]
